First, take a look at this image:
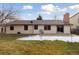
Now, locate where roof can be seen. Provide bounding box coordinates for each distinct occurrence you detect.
[70,12,79,19]
[6,20,71,26]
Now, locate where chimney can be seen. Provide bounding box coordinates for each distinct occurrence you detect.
[63,13,70,23]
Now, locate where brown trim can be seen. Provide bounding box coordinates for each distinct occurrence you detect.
[6,24,72,26]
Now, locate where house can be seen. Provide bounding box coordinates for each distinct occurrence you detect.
[69,12,79,29]
[4,20,71,34]
[0,14,72,34]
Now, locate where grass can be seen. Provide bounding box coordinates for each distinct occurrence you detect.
[0,34,79,55]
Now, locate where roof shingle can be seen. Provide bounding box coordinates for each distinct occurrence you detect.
[6,20,71,25]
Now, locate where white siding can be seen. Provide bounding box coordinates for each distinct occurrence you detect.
[64,26,70,34]
[6,25,70,34]
[0,26,5,33]
[70,13,79,29]
[44,26,57,34]
[33,25,57,34]
[0,26,1,33]
[6,25,33,34]
[33,25,44,34]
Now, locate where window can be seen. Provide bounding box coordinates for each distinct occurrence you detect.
[24,25,28,30]
[1,28,3,32]
[10,26,14,30]
[44,25,51,30]
[57,25,64,32]
[34,25,38,30]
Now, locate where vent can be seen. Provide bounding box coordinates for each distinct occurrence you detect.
[17,32,21,34]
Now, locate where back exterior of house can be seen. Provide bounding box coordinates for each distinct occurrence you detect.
[0,13,72,35]
[2,20,71,34]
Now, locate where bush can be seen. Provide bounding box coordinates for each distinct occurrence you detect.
[71,29,79,35]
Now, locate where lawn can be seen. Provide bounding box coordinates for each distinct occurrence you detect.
[0,34,79,55]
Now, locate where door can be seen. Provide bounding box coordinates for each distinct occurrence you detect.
[57,25,64,32]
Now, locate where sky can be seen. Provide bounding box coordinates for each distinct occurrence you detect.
[0,3,79,20]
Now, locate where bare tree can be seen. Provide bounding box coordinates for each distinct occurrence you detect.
[0,3,20,34]
[0,3,20,24]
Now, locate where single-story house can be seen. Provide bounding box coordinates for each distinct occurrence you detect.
[0,13,72,35]
[0,19,71,34]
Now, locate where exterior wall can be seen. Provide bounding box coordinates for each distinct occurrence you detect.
[0,26,1,33]
[6,25,57,34]
[6,25,70,34]
[64,26,70,34]
[6,25,33,34]
[33,25,44,34]
[44,26,57,34]
[70,14,79,29]
[33,25,57,34]
[2,27,4,33]
[0,26,5,33]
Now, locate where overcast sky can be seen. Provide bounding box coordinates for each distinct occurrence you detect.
[0,3,79,20]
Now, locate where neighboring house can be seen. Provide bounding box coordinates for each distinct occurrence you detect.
[0,14,72,34]
[69,12,79,29]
